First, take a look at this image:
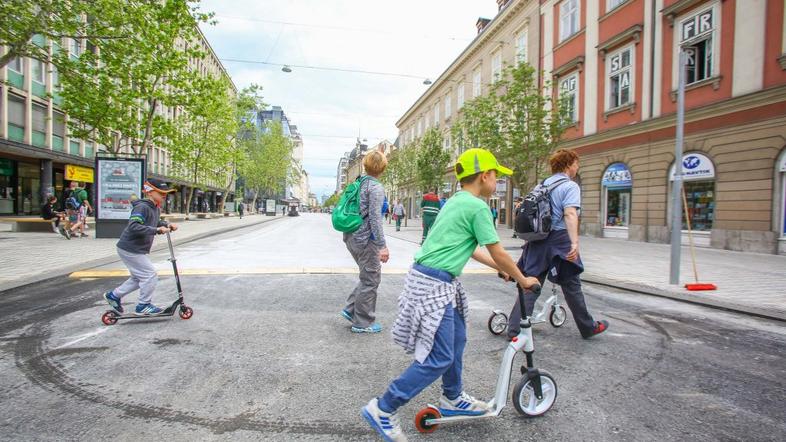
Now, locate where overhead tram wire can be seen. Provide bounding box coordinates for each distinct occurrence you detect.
[220,58,432,82]
[212,14,472,43]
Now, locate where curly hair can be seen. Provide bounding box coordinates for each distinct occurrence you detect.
[549,149,579,173]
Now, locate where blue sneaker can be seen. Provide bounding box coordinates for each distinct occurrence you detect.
[351,323,382,333]
[340,310,353,322]
[362,398,407,442]
[103,291,123,313]
[438,391,489,416]
[134,303,163,316]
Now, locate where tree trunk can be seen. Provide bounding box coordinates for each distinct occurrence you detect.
[185,186,195,216]
[251,190,259,213]
[219,161,236,214]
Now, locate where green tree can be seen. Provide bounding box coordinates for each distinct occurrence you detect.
[240,120,295,209]
[415,128,451,192]
[323,192,340,208]
[166,76,236,215]
[56,0,213,156]
[451,62,570,193]
[0,0,125,69]
[381,143,417,200]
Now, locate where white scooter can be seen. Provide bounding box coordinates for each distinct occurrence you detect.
[487,283,567,335]
[414,282,558,434]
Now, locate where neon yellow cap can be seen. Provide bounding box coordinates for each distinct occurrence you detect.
[454,148,513,181]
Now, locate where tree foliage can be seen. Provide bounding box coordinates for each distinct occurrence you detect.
[451,62,570,193]
[240,120,295,208]
[415,128,451,192]
[381,143,417,198]
[56,0,213,156]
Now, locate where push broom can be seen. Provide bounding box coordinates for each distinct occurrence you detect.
[681,187,717,291]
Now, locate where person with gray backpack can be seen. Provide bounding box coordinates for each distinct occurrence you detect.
[510,149,609,339]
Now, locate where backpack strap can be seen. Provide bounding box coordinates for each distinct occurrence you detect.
[358,176,375,219]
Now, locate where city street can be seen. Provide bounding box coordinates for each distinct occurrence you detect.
[1,214,784,441]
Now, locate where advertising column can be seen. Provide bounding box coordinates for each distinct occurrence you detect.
[95,157,145,238]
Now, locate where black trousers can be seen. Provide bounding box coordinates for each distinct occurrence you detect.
[507,271,596,338]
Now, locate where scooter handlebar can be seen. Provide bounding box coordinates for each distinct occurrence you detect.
[497,272,542,295]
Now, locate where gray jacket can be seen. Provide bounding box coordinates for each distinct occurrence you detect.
[116,199,168,254]
[345,177,386,248]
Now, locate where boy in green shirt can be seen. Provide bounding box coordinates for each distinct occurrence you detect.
[362,149,540,441]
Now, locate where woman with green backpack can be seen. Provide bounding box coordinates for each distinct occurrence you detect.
[334,151,389,334]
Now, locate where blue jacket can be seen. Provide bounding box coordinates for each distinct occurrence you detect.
[517,230,583,284]
[116,199,168,254]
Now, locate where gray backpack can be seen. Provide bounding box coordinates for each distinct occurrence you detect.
[514,178,568,241]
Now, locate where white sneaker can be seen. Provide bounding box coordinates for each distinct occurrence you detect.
[361,398,408,442]
[52,226,59,233]
[438,391,489,416]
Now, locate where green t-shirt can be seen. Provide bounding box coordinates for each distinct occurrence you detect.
[414,190,500,276]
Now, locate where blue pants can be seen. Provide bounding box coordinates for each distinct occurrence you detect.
[378,305,466,413]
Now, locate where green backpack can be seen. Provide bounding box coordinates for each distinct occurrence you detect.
[332,176,372,233]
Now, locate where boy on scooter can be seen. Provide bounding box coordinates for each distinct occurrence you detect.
[362,149,540,441]
[103,178,178,316]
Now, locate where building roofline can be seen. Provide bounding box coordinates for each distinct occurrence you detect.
[395,0,530,128]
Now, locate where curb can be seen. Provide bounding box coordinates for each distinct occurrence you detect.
[0,215,284,294]
[581,273,786,323]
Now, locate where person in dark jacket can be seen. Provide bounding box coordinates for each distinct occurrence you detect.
[41,195,64,234]
[237,201,244,219]
[508,149,609,339]
[420,189,441,244]
[102,178,178,316]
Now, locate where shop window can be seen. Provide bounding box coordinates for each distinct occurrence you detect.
[7,94,25,142]
[607,46,633,110]
[559,0,580,42]
[669,153,716,232]
[679,7,715,85]
[602,163,632,229]
[559,73,579,123]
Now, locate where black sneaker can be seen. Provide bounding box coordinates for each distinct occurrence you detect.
[584,320,609,339]
[63,229,72,240]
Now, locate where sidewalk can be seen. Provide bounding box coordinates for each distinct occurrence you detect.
[0,213,283,292]
[383,219,786,321]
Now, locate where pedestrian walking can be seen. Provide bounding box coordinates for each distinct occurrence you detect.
[340,151,390,333]
[361,148,540,441]
[102,178,178,316]
[490,205,498,228]
[420,189,440,244]
[393,200,405,231]
[512,197,522,238]
[382,195,389,223]
[40,195,64,234]
[237,201,244,219]
[508,149,609,339]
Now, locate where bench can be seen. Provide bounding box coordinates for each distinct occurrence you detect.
[0,217,95,232]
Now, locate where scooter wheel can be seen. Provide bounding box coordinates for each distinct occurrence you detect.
[179,306,193,320]
[414,407,440,434]
[101,311,118,326]
[549,306,567,328]
[487,311,508,335]
[512,370,558,417]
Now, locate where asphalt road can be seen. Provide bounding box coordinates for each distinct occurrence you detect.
[1,214,784,441]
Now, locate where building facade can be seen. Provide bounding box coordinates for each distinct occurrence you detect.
[395,0,541,224]
[0,25,236,216]
[542,0,786,254]
[255,106,309,203]
[394,0,786,254]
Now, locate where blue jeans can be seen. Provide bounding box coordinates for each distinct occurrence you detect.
[378,304,466,413]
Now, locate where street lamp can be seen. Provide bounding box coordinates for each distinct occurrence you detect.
[423,78,432,85]
[669,48,688,285]
[282,65,292,73]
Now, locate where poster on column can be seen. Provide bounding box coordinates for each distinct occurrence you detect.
[95,158,145,220]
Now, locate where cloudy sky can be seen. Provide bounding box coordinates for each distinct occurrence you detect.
[198,0,499,200]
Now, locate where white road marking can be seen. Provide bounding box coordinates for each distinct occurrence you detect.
[54,328,109,349]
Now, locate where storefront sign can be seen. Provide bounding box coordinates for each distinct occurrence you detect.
[0,159,13,176]
[602,163,632,187]
[65,164,94,183]
[670,153,715,181]
[96,158,144,220]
